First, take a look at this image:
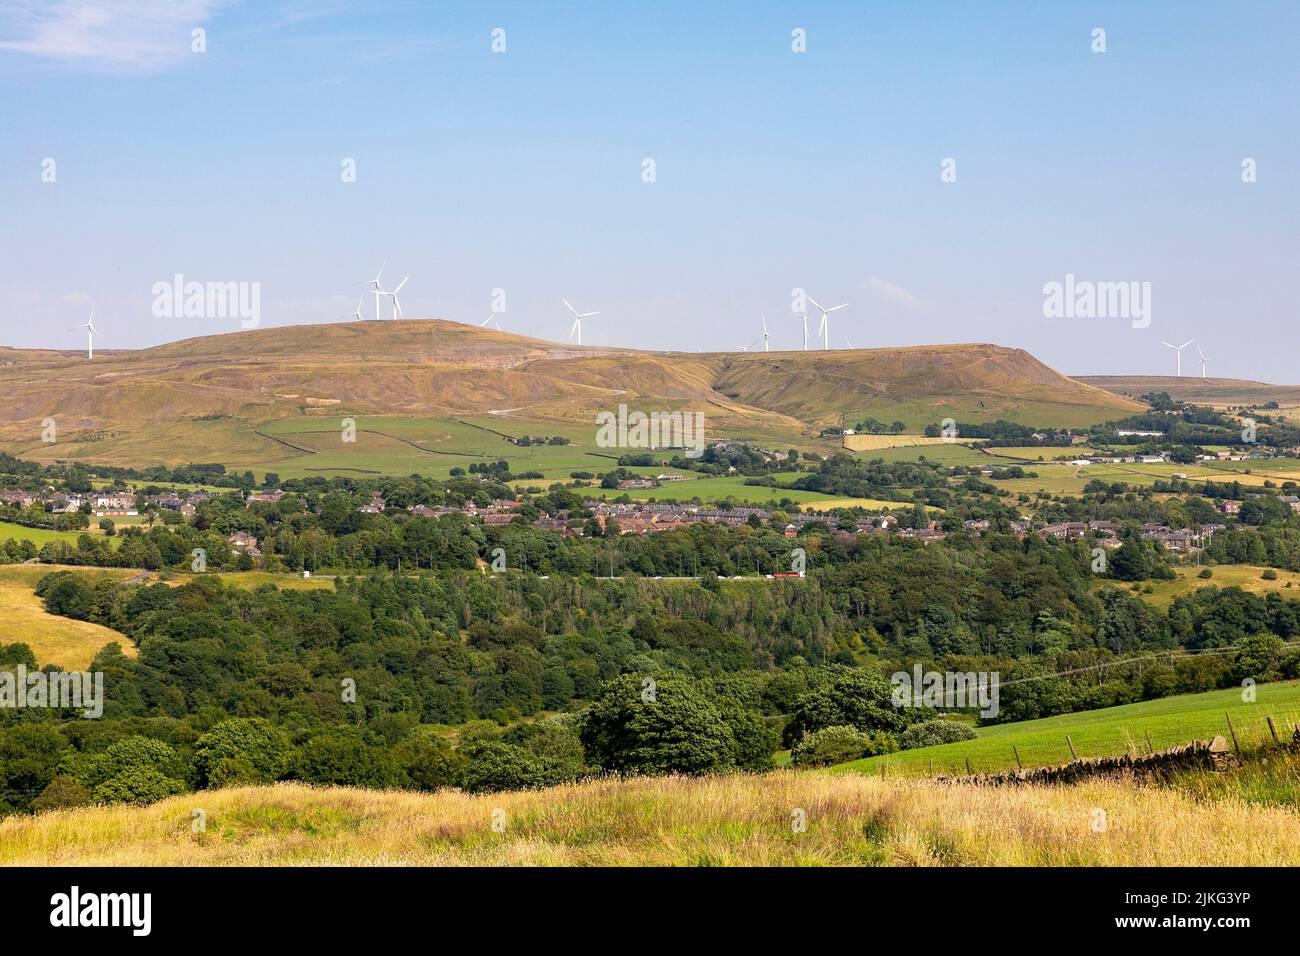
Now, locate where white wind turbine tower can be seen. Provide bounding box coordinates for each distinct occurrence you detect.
[1197,342,1208,378]
[793,312,809,351]
[1161,339,1194,377]
[563,298,599,345]
[381,276,409,319]
[66,306,101,360]
[361,263,386,320]
[807,295,848,350]
[760,314,770,352]
[341,296,364,321]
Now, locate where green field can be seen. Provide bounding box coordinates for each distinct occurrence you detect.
[245,414,905,509]
[579,475,906,510]
[0,520,121,549]
[833,679,1300,777]
[854,444,1021,467]
[991,457,1300,496]
[243,415,681,481]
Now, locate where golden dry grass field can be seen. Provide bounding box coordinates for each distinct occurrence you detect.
[2,770,1299,866]
[0,565,138,669]
[1119,565,1300,610]
[841,434,979,452]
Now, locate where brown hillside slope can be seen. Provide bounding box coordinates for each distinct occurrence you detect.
[1078,375,1300,408]
[715,344,1142,429]
[0,322,1141,465]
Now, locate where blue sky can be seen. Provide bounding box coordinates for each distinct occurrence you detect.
[1,0,1296,380]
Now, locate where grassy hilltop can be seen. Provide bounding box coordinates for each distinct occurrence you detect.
[0,321,1141,474]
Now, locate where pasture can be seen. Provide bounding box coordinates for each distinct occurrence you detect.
[1116,565,1300,610]
[0,520,120,549]
[833,680,1300,778]
[0,565,140,670]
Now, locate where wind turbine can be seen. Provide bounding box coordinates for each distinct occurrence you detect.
[807,295,848,350]
[563,298,599,345]
[760,314,770,352]
[1196,342,1208,378]
[843,335,857,350]
[66,306,101,360]
[1160,339,1194,377]
[341,296,364,321]
[381,276,408,319]
[793,312,809,351]
[361,262,386,320]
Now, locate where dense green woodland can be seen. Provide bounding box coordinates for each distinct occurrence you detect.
[3,532,1298,814]
[3,441,1300,812]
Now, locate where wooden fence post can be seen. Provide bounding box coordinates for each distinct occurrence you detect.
[1144,730,1154,754]
[1225,712,1241,755]
[1066,735,1077,761]
[1267,716,1279,744]
[1012,744,1023,770]
[964,757,974,775]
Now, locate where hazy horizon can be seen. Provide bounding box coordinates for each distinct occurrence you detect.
[2,1,1296,380]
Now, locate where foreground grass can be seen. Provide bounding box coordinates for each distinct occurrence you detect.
[835,680,1300,777]
[3,768,1299,866]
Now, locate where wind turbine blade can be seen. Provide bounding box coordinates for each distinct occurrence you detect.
[1179,340,1194,349]
[395,276,409,293]
[481,315,493,326]
[581,311,599,318]
[1160,341,1175,349]
[394,299,403,318]
[562,298,577,317]
[570,318,580,338]
[827,303,848,313]
[806,295,823,313]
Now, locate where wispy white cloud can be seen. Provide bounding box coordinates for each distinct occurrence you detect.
[860,276,923,310]
[0,0,232,71]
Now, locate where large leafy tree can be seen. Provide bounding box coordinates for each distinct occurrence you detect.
[782,668,917,747]
[579,674,746,775]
